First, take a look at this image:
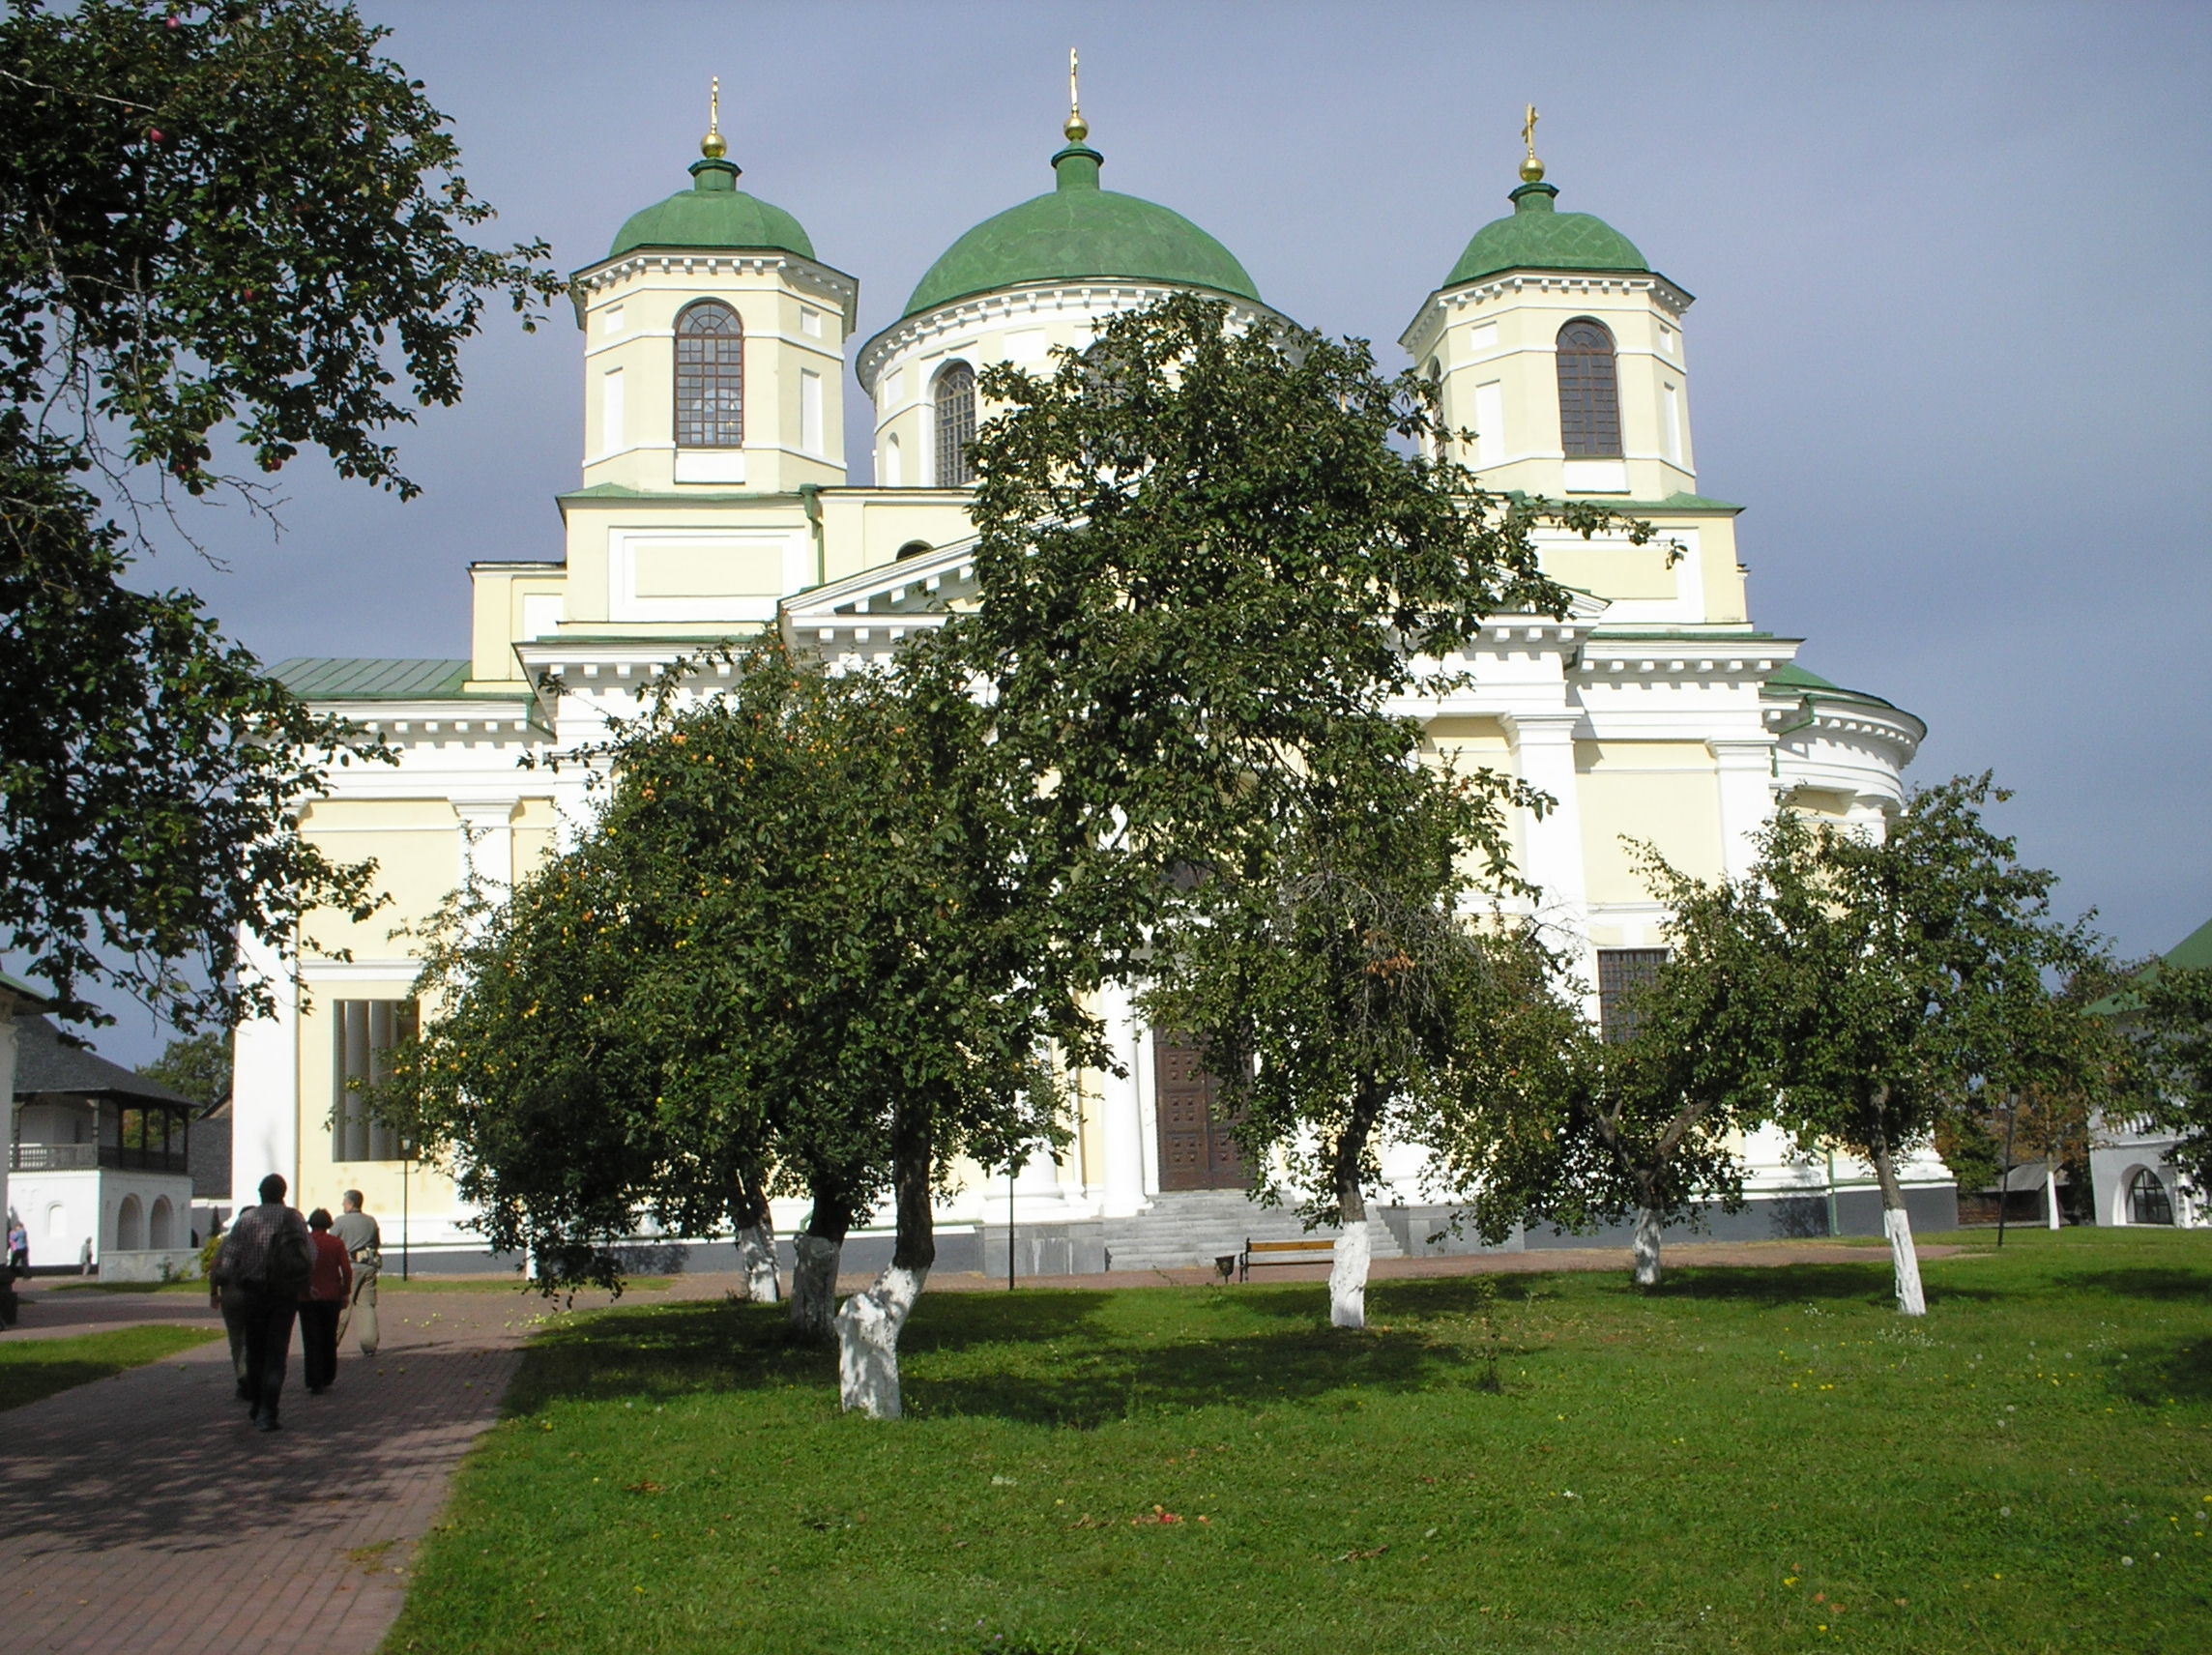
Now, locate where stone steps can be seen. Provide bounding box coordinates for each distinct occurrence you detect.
[1091,1190,1403,1273]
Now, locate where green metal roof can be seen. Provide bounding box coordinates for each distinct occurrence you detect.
[2165,915,2212,973]
[606,156,815,261]
[274,658,472,700]
[1762,660,1906,712]
[901,141,1260,319]
[1445,179,1650,288]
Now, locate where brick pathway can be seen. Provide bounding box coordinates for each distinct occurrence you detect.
[0,1288,537,1655]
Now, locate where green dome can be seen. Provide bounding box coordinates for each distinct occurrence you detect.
[608,157,815,260]
[902,143,1260,318]
[1444,179,1645,287]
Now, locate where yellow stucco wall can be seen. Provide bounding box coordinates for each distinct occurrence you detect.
[1575,740,1725,904]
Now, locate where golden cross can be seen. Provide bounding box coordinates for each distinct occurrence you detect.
[1069,47,1081,119]
[711,77,721,137]
[1522,103,1539,160]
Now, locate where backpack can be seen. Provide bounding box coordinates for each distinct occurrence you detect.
[264,1218,314,1299]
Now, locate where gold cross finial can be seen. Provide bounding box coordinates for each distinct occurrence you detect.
[701,76,727,160]
[1065,47,1089,144]
[1519,103,1545,183]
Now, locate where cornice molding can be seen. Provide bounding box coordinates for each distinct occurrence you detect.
[571,250,859,333]
[1399,269,1693,356]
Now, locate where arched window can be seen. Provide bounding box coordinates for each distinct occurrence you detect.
[149,1196,175,1250]
[116,1194,143,1251]
[2128,1168,2175,1226]
[1556,318,1622,457]
[934,361,976,486]
[675,301,743,449]
[896,539,932,562]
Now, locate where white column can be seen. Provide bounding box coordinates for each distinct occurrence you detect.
[1501,711,1592,986]
[230,930,300,1207]
[1094,981,1150,1218]
[1710,739,1778,879]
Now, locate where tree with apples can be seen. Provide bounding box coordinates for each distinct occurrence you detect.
[1766,775,2097,1314]
[0,0,561,1027]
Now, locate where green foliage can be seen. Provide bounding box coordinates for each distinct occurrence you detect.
[380,641,1098,1291]
[138,1028,231,1110]
[956,292,1627,969]
[1444,838,1807,1247]
[389,1230,2212,1655]
[2138,963,2212,1194]
[1765,776,2102,1201]
[0,1,563,1025]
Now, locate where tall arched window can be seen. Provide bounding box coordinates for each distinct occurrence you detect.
[934,361,976,486]
[2128,1168,2175,1225]
[1556,318,1622,457]
[675,301,743,448]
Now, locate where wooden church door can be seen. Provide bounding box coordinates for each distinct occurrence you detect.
[1152,1031,1246,1191]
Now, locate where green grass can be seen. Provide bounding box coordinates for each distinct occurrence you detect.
[391,1229,2212,1655]
[0,1323,223,1411]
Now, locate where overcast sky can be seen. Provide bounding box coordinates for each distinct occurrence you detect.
[74,0,2212,1062]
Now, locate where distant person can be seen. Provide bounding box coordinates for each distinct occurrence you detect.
[298,1208,351,1394]
[7,1215,26,1272]
[78,1236,92,1275]
[208,1174,313,1432]
[332,1189,382,1357]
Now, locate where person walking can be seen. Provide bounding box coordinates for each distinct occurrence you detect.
[7,1213,27,1273]
[207,1174,313,1431]
[331,1189,382,1356]
[298,1208,351,1394]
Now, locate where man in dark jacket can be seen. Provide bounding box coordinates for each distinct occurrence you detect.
[209,1175,312,1432]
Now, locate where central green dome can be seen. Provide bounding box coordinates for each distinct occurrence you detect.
[903,141,1261,318]
[608,156,815,261]
[1444,179,1646,287]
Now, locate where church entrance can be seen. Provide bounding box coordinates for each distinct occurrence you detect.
[1152,1031,1246,1191]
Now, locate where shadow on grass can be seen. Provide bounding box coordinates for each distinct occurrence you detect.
[2050,1267,2212,1303]
[2110,1337,2212,1407]
[502,1286,1493,1429]
[1645,1262,1998,1307]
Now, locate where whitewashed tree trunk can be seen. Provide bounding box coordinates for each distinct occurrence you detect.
[835,1263,928,1419]
[1632,1206,1664,1288]
[1884,1206,1927,1315]
[1328,1219,1371,1329]
[2046,1164,2062,1231]
[789,1233,841,1343]
[735,1223,780,1303]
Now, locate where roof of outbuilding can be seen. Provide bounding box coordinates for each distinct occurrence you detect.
[13,1015,195,1105]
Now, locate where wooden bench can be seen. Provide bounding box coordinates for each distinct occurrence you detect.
[1239,1236,1335,1282]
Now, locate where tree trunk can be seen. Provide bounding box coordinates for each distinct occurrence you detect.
[836,1115,934,1419]
[1871,1136,1927,1317]
[729,1178,780,1304]
[2045,1162,2062,1231]
[1326,1080,1386,1331]
[1632,1205,1664,1289]
[788,1192,850,1346]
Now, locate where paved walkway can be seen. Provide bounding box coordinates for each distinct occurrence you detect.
[0,1288,537,1655]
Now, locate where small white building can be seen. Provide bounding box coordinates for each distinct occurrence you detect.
[2089,915,2211,1231]
[8,1016,200,1281]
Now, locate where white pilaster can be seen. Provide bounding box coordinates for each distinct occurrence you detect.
[1502,711,1593,983]
[230,930,300,1206]
[1710,739,1778,879]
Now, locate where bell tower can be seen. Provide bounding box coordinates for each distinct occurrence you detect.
[568,83,858,497]
[1402,111,1698,505]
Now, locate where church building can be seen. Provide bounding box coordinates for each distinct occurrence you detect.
[231,89,1951,1272]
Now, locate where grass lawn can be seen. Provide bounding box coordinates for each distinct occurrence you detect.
[389,1228,2211,1655]
[0,1324,223,1412]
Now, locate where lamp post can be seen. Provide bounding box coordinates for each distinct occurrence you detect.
[1996,1095,2019,1250]
[1006,1157,1017,1292]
